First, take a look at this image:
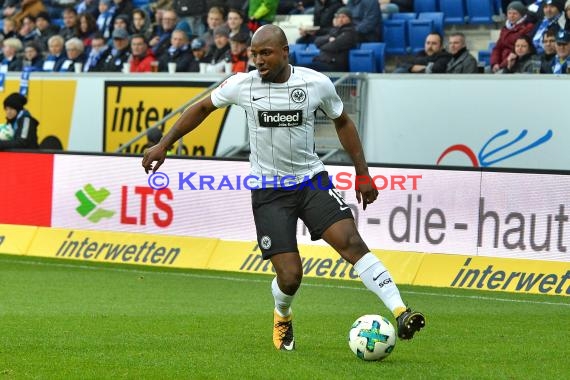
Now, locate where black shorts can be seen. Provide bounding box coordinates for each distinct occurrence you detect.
[251,171,354,259]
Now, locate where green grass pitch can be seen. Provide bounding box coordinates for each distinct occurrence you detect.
[1,253,569,379]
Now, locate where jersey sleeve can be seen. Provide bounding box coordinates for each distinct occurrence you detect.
[318,75,344,120]
[210,73,249,108]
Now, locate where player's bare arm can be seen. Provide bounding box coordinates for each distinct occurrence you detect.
[142,96,218,173]
[333,111,378,210]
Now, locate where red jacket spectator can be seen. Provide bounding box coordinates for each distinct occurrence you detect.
[129,34,156,72]
[491,2,535,70]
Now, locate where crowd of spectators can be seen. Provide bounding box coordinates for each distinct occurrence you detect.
[0,0,568,74]
[0,0,274,74]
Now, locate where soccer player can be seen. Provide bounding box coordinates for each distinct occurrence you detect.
[142,24,425,351]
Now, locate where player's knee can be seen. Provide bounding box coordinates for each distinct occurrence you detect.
[279,269,303,294]
[338,230,367,253]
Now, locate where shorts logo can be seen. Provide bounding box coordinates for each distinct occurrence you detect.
[291,88,306,103]
[258,110,303,128]
[260,235,272,250]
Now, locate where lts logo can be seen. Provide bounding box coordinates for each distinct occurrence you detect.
[74,184,173,227]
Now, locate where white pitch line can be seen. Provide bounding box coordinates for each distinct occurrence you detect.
[2,258,570,308]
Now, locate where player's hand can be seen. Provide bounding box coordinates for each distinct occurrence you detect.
[142,144,168,174]
[355,175,379,210]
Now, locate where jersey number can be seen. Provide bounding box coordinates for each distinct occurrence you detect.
[329,188,349,211]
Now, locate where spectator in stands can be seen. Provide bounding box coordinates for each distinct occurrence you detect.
[498,34,539,72]
[538,29,558,66]
[188,38,211,72]
[78,12,98,47]
[60,37,86,71]
[113,14,131,34]
[309,7,358,71]
[173,0,207,36]
[13,0,46,28]
[205,25,231,72]
[22,41,44,71]
[1,18,18,40]
[542,28,570,72]
[35,12,61,50]
[2,0,19,19]
[111,0,134,27]
[0,38,23,72]
[96,0,116,39]
[445,32,478,73]
[379,0,413,19]
[150,9,179,58]
[394,32,451,73]
[83,32,109,71]
[101,27,131,71]
[347,0,382,42]
[158,29,192,71]
[201,6,226,52]
[530,0,565,52]
[227,8,250,38]
[43,34,67,71]
[491,1,535,73]
[132,8,154,40]
[59,7,79,41]
[18,15,41,43]
[247,0,279,32]
[0,93,39,150]
[76,0,100,18]
[297,0,343,44]
[227,31,250,72]
[129,34,156,72]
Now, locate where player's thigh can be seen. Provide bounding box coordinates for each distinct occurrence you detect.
[251,189,299,259]
[299,173,353,241]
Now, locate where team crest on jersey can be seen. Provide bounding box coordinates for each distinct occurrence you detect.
[291,88,306,103]
[260,235,272,250]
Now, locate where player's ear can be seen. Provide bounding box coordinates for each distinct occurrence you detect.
[283,44,289,54]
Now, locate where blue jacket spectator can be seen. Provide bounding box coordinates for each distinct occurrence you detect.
[347,0,382,42]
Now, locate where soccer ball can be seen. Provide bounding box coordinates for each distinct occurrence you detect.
[0,123,14,141]
[348,314,396,361]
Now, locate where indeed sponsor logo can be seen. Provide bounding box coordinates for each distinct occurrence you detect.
[258,110,303,127]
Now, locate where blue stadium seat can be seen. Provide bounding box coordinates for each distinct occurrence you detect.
[306,43,319,51]
[133,0,149,8]
[418,12,444,35]
[295,50,320,66]
[360,42,386,73]
[391,12,417,21]
[408,19,434,54]
[349,49,376,72]
[414,0,438,12]
[53,18,65,28]
[383,19,408,55]
[478,41,496,67]
[438,0,467,24]
[466,0,494,24]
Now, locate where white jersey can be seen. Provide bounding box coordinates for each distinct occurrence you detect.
[210,65,343,188]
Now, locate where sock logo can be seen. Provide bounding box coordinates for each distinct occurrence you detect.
[372,270,387,281]
[377,278,393,288]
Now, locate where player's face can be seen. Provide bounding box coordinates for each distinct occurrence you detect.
[250,37,289,82]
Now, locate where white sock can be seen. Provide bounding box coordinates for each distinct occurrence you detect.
[272,277,294,317]
[353,252,406,315]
